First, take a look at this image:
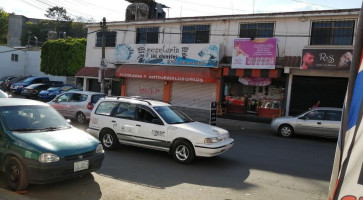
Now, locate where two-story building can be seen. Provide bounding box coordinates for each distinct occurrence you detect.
[77,8,359,120]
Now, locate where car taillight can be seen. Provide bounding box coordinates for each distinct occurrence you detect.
[87,102,94,110]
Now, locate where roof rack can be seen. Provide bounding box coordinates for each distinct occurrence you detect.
[114,96,152,105]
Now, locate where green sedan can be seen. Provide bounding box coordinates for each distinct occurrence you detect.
[0,98,105,191]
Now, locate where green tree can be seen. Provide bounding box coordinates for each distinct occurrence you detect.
[44,6,72,32]
[0,8,9,45]
[40,38,86,76]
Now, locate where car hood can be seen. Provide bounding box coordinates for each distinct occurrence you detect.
[14,127,99,157]
[172,121,228,137]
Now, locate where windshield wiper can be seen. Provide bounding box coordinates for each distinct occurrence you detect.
[11,128,38,132]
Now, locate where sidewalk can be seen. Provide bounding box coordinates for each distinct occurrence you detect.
[0,188,37,200]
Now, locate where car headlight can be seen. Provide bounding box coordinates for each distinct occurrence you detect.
[204,137,221,143]
[39,153,60,163]
[96,144,104,154]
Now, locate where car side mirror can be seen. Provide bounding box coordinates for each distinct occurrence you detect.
[152,119,163,125]
[299,116,307,120]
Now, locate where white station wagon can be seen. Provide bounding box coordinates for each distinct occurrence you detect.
[87,96,234,164]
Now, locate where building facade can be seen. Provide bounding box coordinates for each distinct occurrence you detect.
[80,8,359,119]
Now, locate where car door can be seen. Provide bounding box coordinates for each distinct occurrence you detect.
[51,93,73,116]
[133,105,169,150]
[65,93,84,118]
[294,110,325,135]
[322,110,342,137]
[112,102,138,144]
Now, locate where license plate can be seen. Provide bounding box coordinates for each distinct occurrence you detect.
[74,160,89,172]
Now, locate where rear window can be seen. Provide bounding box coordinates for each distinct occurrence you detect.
[91,94,106,104]
[95,101,119,116]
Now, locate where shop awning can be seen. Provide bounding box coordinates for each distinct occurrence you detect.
[75,67,116,78]
[223,68,282,78]
[116,65,220,83]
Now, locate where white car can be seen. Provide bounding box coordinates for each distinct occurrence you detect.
[87,96,234,164]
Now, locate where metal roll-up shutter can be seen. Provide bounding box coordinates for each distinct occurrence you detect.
[126,79,164,100]
[171,82,216,110]
[289,76,348,116]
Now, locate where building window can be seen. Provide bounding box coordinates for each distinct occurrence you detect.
[11,54,18,62]
[310,20,355,45]
[182,25,210,43]
[239,22,274,38]
[95,31,117,47]
[136,27,159,44]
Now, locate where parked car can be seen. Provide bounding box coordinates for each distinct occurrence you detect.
[10,76,50,94]
[0,76,28,92]
[271,107,342,138]
[48,91,106,124]
[0,76,16,84]
[21,83,50,99]
[0,90,10,98]
[87,96,234,164]
[0,98,105,191]
[38,85,79,101]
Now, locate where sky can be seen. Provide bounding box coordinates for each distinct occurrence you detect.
[0,0,362,22]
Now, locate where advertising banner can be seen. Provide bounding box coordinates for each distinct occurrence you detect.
[231,38,277,69]
[301,49,353,70]
[327,2,363,199]
[115,43,220,68]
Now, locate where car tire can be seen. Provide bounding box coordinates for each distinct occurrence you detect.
[278,124,294,137]
[100,131,119,150]
[76,112,87,124]
[5,156,29,191]
[172,140,195,164]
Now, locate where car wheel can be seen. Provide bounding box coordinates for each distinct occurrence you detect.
[279,125,294,137]
[76,112,87,124]
[5,157,29,191]
[172,140,195,164]
[100,131,119,150]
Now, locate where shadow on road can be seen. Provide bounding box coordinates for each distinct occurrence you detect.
[97,145,253,190]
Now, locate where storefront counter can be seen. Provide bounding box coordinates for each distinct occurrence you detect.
[225,96,245,113]
[257,100,283,118]
[257,107,282,118]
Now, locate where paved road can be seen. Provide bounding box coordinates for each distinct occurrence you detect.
[0,119,337,200]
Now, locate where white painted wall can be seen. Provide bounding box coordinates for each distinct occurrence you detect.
[0,46,66,82]
[85,10,358,68]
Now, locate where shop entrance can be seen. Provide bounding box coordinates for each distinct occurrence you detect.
[289,76,348,116]
[223,76,285,118]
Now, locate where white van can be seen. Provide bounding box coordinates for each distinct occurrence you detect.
[87,96,234,164]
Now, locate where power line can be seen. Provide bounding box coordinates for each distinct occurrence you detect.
[290,0,337,9]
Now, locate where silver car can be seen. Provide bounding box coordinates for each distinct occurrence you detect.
[271,107,342,138]
[48,91,106,123]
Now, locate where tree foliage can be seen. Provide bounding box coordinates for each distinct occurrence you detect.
[21,20,87,46]
[45,6,71,21]
[40,38,86,76]
[0,8,9,45]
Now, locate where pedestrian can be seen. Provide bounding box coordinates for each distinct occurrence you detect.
[312,100,320,109]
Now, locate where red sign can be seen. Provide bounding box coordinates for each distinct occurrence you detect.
[116,65,220,83]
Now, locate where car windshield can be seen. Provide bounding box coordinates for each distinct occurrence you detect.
[47,87,60,91]
[0,105,70,132]
[21,77,34,83]
[153,106,193,124]
[0,90,8,98]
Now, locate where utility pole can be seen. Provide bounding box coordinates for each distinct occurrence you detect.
[100,17,107,93]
